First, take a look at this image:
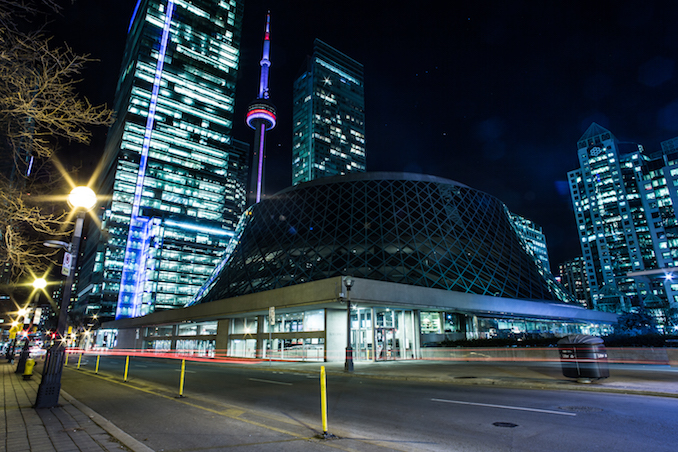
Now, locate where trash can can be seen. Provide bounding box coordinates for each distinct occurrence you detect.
[23,358,36,380]
[557,334,609,381]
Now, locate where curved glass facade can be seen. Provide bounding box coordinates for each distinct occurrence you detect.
[195,173,575,305]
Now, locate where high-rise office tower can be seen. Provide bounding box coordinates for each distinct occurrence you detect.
[75,0,247,322]
[509,212,551,272]
[558,257,592,308]
[568,123,678,318]
[292,39,366,185]
[245,13,276,205]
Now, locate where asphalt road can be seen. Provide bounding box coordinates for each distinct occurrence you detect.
[58,356,678,452]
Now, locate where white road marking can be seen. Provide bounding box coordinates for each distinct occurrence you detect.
[173,369,197,373]
[248,378,293,386]
[431,398,577,416]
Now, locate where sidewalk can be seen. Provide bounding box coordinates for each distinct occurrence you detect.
[1,361,151,452]
[3,356,678,452]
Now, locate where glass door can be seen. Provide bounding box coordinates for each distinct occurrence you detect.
[375,327,397,360]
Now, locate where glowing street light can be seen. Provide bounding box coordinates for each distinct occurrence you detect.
[33,277,47,290]
[36,185,97,408]
[68,186,97,210]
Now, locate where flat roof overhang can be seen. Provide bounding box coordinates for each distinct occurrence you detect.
[101,277,618,330]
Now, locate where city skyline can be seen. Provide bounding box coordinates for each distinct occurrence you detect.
[50,1,678,268]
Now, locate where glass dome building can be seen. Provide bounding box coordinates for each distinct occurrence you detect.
[194,172,574,305]
[98,173,616,362]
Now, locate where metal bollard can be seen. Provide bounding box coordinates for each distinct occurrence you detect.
[178,359,186,397]
[320,366,329,437]
[23,358,36,380]
[123,355,130,382]
[77,352,83,369]
[95,355,100,374]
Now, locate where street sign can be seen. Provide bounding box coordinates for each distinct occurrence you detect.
[62,252,72,276]
[269,306,275,326]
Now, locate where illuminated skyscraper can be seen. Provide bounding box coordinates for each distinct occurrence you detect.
[245,13,276,205]
[568,123,678,319]
[509,212,551,272]
[292,39,366,185]
[76,0,247,321]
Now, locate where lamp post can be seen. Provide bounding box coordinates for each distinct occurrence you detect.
[35,186,96,408]
[344,276,354,372]
[15,277,47,373]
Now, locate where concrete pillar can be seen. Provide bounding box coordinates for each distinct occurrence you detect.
[325,309,347,362]
[413,310,421,359]
[256,315,265,358]
[170,324,178,351]
[371,307,377,362]
[216,319,230,358]
[115,328,138,350]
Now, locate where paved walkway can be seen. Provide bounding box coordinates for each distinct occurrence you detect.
[3,356,678,451]
[1,361,150,452]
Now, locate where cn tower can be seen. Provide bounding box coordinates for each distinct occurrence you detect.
[246,12,277,205]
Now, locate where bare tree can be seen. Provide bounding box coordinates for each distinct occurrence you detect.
[0,0,113,177]
[0,176,67,282]
[0,0,113,285]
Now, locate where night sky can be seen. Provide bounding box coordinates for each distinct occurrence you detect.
[49,0,678,269]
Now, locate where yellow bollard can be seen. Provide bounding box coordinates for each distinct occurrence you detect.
[320,365,328,436]
[95,355,100,374]
[64,351,69,367]
[23,358,36,380]
[77,352,83,369]
[179,359,186,397]
[123,355,130,382]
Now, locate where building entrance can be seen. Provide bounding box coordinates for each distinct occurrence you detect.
[376,327,398,360]
[351,307,415,361]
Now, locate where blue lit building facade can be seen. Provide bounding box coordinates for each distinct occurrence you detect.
[292,40,366,185]
[76,0,247,322]
[568,123,678,324]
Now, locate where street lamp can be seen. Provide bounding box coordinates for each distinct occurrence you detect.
[36,185,96,409]
[33,277,47,290]
[344,276,354,372]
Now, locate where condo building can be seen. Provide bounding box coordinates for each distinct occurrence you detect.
[568,123,678,321]
[75,0,247,322]
[292,39,366,185]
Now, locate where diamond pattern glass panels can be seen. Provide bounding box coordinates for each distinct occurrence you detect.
[197,173,574,304]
